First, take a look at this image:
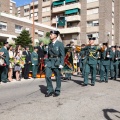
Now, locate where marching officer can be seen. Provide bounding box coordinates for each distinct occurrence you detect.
[45,30,65,97]
[110,46,120,80]
[31,47,38,78]
[81,37,101,86]
[0,41,9,83]
[100,43,112,83]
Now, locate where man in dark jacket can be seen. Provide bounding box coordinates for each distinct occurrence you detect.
[23,46,31,79]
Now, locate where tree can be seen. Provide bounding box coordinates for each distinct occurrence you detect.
[45,32,50,38]
[14,30,32,48]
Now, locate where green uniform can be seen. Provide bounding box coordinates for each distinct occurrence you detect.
[110,50,119,79]
[31,51,38,78]
[82,45,100,85]
[100,48,112,82]
[79,50,86,77]
[45,40,65,95]
[0,47,9,82]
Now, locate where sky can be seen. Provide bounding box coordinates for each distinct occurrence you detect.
[13,0,32,7]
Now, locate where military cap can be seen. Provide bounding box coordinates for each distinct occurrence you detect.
[3,41,8,45]
[50,30,60,36]
[103,43,108,46]
[89,37,96,40]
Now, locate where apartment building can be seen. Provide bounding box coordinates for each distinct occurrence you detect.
[17,0,42,23]
[43,0,116,45]
[0,12,56,44]
[0,0,16,15]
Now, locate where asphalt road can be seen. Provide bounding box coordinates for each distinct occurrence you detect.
[0,75,120,120]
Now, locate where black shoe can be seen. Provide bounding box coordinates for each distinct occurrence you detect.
[110,77,113,80]
[105,81,108,83]
[53,93,60,97]
[45,92,53,97]
[114,78,117,80]
[91,84,95,86]
[2,81,7,83]
[100,80,104,83]
[82,84,87,86]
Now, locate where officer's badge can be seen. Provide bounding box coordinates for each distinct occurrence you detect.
[56,47,59,51]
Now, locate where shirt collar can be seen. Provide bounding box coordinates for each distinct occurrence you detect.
[4,46,7,49]
[52,39,57,44]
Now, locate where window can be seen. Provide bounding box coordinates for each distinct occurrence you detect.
[42,7,50,12]
[87,0,98,3]
[87,20,99,27]
[42,16,50,22]
[0,22,7,31]
[15,25,23,33]
[87,8,99,15]
[24,8,29,13]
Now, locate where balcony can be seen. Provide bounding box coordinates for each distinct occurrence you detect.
[42,11,51,17]
[87,14,99,21]
[87,26,99,33]
[87,1,99,9]
[52,2,81,13]
[52,15,81,24]
[42,1,51,7]
[59,27,80,34]
[24,12,29,16]
[112,18,114,24]
[30,9,38,13]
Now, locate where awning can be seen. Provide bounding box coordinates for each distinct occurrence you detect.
[65,8,79,15]
[52,0,64,6]
[65,0,76,3]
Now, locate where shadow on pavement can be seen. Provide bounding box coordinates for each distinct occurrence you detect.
[103,109,120,120]
[39,85,47,95]
[70,79,83,85]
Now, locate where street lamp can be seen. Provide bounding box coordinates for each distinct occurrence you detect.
[32,0,35,46]
[107,32,110,44]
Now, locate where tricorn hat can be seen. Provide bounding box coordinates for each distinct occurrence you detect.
[50,30,60,36]
[89,37,96,40]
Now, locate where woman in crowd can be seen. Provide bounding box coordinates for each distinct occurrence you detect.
[14,52,21,81]
[14,45,22,57]
[8,45,14,81]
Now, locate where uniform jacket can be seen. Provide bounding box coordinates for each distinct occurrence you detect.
[45,40,65,68]
[23,51,31,64]
[82,45,100,65]
[31,51,38,65]
[100,48,112,65]
[0,47,9,65]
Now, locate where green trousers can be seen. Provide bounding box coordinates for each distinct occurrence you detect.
[84,64,97,85]
[45,67,61,95]
[32,65,38,78]
[100,64,109,81]
[1,66,8,82]
[110,64,118,78]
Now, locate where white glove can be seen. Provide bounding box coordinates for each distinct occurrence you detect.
[32,64,34,65]
[116,58,118,60]
[59,65,63,69]
[107,55,110,58]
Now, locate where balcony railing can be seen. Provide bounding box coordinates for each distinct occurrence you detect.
[52,2,81,13]
[59,27,80,34]
[87,26,99,33]
[87,14,99,21]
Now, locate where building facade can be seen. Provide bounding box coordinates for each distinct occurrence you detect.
[0,0,119,46]
[0,12,56,44]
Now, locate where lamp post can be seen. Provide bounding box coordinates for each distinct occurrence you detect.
[32,0,35,46]
[107,32,110,45]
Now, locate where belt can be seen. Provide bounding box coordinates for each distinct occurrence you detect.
[49,55,58,58]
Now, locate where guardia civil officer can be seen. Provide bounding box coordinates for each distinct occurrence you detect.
[0,41,10,83]
[100,43,112,83]
[31,47,38,78]
[45,30,65,97]
[81,37,101,86]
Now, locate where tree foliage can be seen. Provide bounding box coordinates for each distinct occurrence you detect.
[14,30,32,48]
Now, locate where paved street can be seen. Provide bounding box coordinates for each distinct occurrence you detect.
[0,75,120,120]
